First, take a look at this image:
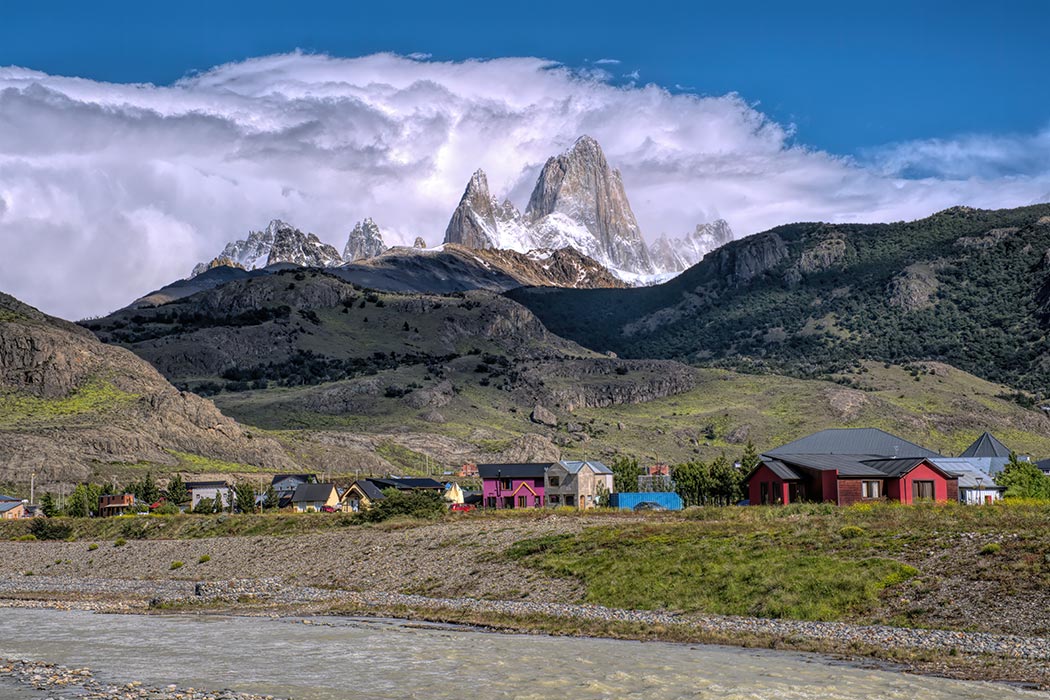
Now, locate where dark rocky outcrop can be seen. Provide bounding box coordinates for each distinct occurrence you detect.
[714,231,788,283]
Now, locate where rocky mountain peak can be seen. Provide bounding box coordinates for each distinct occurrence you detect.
[343,218,388,262]
[191,219,342,278]
[525,135,654,275]
[648,219,735,273]
[443,169,501,249]
[413,237,427,249]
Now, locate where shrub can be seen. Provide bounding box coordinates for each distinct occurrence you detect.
[839,525,866,539]
[169,561,184,570]
[120,520,150,540]
[979,542,1002,555]
[87,543,99,551]
[16,534,36,541]
[198,555,211,564]
[113,538,127,547]
[154,502,180,515]
[357,490,448,523]
[29,518,73,541]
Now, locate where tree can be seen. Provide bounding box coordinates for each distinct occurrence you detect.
[709,453,744,506]
[233,481,258,514]
[261,484,279,510]
[165,473,189,506]
[65,483,103,518]
[996,453,1050,499]
[595,480,610,508]
[194,497,216,514]
[358,489,447,523]
[739,440,761,473]
[40,492,58,518]
[610,456,642,494]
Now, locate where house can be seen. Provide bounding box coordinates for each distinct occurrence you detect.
[745,428,959,506]
[185,481,232,510]
[477,463,552,509]
[959,432,1024,475]
[290,483,340,512]
[929,458,1006,504]
[340,477,445,512]
[0,500,25,519]
[270,474,317,497]
[99,493,135,516]
[457,463,479,478]
[544,460,615,509]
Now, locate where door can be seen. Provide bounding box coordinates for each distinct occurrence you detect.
[912,480,935,501]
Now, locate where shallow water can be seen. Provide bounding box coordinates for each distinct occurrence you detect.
[0,608,1035,699]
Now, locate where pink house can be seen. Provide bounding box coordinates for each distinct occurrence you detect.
[477,463,552,509]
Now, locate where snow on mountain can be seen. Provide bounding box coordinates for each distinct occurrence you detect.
[343,218,388,262]
[649,220,734,273]
[192,219,348,277]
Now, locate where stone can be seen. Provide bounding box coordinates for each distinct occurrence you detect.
[530,404,558,427]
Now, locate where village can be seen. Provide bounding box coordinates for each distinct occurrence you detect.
[2,427,1044,521]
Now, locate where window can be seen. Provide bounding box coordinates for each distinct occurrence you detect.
[486,496,496,509]
[517,495,527,508]
[760,482,769,505]
[501,479,512,490]
[549,495,560,504]
[912,480,935,501]
[862,480,881,499]
[549,476,560,487]
[535,496,543,507]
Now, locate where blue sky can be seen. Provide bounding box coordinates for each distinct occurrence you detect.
[5,0,1048,156]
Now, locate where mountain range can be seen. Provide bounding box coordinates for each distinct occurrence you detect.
[190,136,733,286]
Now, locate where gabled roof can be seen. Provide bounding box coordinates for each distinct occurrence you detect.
[960,432,1013,459]
[0,500,23,513]
[557,460,614,475]
[184,481,230,490]
[291,483,337,503]
[351,480,388,502]
[368,477,444,490]
[0,494,19,501]
[477,463,554,479]
[270,473,317,487]
[766,428,940,459]
[763,459,803,481]
[772,454,888,477]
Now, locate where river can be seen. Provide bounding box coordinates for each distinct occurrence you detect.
[0,608,1037,699]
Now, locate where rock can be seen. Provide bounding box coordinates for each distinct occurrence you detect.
[565,422,584,433]
[413,236,427,248]
[403,380,455,410]
[888,264,939,311]
[726,424,751,444]
[649,220,734,272]
[498,433,561,462]
[715,231,788,283]
[617,422,625,431]
[444,170,504,249]
[798,237,847,273]
[192,219,342,277]
[419,410,446,424]
[530,404,558,427]
[342,218,387,261]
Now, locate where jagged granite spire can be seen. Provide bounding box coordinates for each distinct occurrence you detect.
[191,219,341,277]
[525,135,654,274]
[343,218,388,261]
[443,169,501,249]
[649,219,734,272]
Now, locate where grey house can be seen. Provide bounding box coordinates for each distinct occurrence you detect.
[544,460,615,509]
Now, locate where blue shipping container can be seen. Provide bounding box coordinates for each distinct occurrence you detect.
[609,492,683,511]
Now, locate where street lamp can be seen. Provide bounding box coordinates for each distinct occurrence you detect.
[975,476,983,505]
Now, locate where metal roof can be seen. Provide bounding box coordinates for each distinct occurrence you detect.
[270,474,317,487]
[184,481,229,490]
[929,458,1006,489]
[477,463,555,479]
[960,432,1013,459]
[766,428,941,459]
[368,477,444,490]
[763,459,803,480]
[0,501,23,513]
[773,454,888,477]
[352,480,388,501]
[291,483,337,502]
[557,460,614,475]
[0,494,19,501]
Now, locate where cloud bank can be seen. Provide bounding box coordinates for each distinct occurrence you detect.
[1,52,1048,319]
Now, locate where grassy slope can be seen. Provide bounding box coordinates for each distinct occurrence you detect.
[214,359,1050,468]
[507,502,1050,630]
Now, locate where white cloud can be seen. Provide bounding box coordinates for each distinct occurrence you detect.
[0,51,1048,320]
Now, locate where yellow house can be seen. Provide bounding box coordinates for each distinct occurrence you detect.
[0,500,25,519]
[340,480,385,512]
[290,483,340,512]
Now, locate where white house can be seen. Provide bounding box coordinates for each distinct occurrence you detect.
[185,480,232,510]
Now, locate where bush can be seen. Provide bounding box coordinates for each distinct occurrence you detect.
[154,502,180,515]
[120,520,150,540]
[979,542,1002,555]
[357,490,448,523]
[113,538,127,547]
[16,534,36,541]
[29,519,73,541]
[87,543,99,551]
[838,525,866,539]
[170,561,184,570]
[198,555,211,564]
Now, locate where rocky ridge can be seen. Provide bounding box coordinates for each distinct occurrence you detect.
[342,218,388,262]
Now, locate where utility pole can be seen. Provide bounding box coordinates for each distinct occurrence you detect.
[30,472,35,504]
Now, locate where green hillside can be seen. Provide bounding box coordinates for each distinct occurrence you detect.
[508,204,1050,395]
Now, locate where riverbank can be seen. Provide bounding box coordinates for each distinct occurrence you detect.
[1,575,1049,690]
[0,657,285,700]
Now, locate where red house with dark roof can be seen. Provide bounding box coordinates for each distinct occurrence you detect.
[746,428,959,506]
